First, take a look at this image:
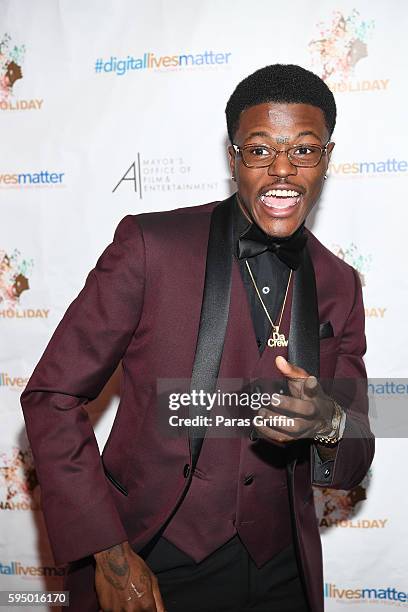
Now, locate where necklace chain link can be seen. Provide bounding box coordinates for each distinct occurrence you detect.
[245,260,292,334]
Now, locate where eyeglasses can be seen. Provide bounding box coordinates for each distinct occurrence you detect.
[232,142,330,168]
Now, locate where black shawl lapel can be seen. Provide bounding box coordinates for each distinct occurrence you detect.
[189,196,235,468]
[288,246,320,378]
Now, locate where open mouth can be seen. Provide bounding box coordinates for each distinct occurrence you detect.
[260,188,301,210]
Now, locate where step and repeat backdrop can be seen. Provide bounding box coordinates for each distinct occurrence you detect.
[1,0,407,609]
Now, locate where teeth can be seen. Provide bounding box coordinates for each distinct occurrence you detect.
[263,189,300,197]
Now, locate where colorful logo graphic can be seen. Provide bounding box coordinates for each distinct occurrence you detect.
[309,10,374,81]
[0,249,32,306]
[314,470,368,524]
[331,243,372,287]
[0,33,43,111]
[0,447,39,511]
[0,33,25,100]
[0,249,49,319]
[314,470,386,529]
[331,244,385,319]
[113,154,218,199]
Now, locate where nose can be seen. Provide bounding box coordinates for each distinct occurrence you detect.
[267,151,297,178]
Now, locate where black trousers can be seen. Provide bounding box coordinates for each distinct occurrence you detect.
[145,535,309,612]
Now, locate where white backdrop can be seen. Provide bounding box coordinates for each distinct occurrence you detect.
[1,0,407,609]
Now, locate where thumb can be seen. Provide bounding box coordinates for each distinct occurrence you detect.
[275,355,308,380]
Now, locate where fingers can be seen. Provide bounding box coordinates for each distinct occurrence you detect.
[303,374,318,395]
[151,574,166,612]
[254,407,316,442]
[95,543,161,612]
[277,394,316,418]
[275,356,319,400]
[128,573,158,612]
[254,417,312,443]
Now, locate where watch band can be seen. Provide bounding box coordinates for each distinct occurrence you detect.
[314,400,345,445]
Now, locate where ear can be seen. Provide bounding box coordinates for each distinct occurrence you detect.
[227,145,236,178]
[326,141,335,163]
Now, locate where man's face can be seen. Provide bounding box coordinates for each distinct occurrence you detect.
[228,102,334,238]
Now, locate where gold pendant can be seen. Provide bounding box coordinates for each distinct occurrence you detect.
[267,327,289,348]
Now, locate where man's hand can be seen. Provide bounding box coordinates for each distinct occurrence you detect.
[254,355,335,444]
[94,541,165,612]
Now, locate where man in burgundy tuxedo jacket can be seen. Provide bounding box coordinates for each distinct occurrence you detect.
[21,65,374,612]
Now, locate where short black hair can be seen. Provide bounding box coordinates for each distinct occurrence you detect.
[225,64,336,142]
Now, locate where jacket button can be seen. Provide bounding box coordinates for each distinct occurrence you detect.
[183,464,191,478]
[243,474,254,486]
[249,429,259,442]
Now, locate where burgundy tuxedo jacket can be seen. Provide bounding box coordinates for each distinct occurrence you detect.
[21,196,374,612]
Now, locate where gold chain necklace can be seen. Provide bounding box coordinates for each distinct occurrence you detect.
[245,260,292,348]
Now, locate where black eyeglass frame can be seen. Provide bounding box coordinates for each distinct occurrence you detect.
[232,142,331,168]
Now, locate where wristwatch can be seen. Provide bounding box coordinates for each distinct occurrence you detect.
[314,400,346,445]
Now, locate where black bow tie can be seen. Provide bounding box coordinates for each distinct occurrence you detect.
[237,223,307,270]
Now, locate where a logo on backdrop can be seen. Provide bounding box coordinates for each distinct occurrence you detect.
[368,380,408,396]
[0,170,66,188]
[0,447,39,511]
[314,470,387,529]
[0,33,25,97]
[0,33,43,111]
[0,249,32,304]
[324,582,408,605]
[112,154,218,199]
[308,10,388,94]
[329,157,408,178]
[0,249,49,319]
[95,50,232,76]
[0,561,66,577]
[331,243,372,286]
[331,243,385,319]
[0,372,29,390]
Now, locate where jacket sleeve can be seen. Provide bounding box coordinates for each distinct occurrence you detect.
[312,267,375,489]
[20,215,145,565]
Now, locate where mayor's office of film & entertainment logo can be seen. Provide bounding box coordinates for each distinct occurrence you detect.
[314,469,388,530]
[331,243,386,320]
[0,249,49,320]
[0,447,39,511]
[112,153,218,199]
[308,9,389,94]
[0,33,43,111]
